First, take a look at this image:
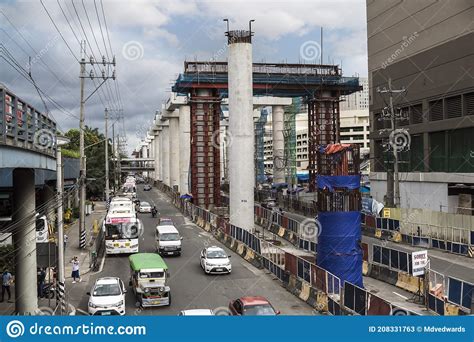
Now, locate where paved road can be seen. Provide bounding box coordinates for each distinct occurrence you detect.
[72,185,314,316]
[282,210,474,283]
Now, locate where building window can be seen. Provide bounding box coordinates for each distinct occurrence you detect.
[446,95,462,119]
[466,92,474,116]
[411,104,424,124]
[429,100,444,121]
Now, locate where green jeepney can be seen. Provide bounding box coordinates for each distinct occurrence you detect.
[129,253,171,307]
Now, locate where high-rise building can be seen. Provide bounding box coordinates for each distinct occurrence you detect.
[367,1,474,212]
[340,77,369,111]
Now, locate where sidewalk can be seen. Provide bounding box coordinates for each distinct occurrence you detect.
[64,202,106,280]
[0,203,106,315]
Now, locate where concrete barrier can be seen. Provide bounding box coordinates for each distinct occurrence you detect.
[278,227,285,237]
[362,261,369,276]
[286,274,302,297]
[316,291,329,312]
[445,302,460,316]
[236,242,245,256]
[299,282,311,301]
[396,272,424,294]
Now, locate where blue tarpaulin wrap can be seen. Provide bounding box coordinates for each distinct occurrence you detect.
[317,211,363,287]
[317,175,361,192]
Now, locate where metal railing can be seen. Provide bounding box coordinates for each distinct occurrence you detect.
[0,86,57,157]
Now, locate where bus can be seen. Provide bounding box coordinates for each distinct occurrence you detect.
[129,253,171,307]
[103,207,141,254]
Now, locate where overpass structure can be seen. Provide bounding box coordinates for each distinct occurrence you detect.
[0,85,58,315]
[151,61,361,206]
[137,28,361,231]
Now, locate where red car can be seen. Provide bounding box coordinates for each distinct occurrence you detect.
[228,296,280,316]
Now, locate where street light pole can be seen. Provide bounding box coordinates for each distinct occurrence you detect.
[56,135,70,315]
[105,108,110,202]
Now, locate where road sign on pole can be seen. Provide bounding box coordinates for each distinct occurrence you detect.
[412,250,428,276]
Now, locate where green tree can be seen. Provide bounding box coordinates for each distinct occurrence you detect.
[64,126,120,199]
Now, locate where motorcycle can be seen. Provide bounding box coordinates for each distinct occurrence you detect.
[151,208,157,218]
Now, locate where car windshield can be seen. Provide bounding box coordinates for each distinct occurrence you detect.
[207,250,227,258]
[139,271,164,278]
[159,220,173,225]
[93,283,121,296]
[160,233,180,241]
[243,304,276,316]
[141,202,150,207]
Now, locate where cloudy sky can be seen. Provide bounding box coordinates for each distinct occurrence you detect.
[0,0,367,154]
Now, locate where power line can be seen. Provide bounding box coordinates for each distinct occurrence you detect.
[39,0,80,63]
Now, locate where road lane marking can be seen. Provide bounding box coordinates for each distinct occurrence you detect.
[393,291,408,300]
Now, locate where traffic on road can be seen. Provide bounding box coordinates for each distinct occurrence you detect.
[73,175,313,316]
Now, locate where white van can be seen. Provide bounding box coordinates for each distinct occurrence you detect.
[155,225,182,256]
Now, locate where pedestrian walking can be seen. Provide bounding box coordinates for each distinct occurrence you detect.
[64,234,68,250]
[37,267,46,298]
[71,257,81,283]
[1,269,13,302]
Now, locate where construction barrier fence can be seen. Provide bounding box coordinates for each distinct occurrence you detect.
[158,183,472,316]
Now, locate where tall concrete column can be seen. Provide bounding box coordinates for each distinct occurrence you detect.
[161,121,170,187]
[272,105,285,184]
[168,112,180,191]
[153,129,161,182]
[179,105,190,194]
[227,30,254,232]
[149,137,155,180]
[12,168,38,315]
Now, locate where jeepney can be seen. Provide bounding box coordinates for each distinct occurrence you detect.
[129,253,171,307]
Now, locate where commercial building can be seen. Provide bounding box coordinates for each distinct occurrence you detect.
[367,1,474,212]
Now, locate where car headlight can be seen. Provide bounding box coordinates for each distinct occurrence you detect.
[144,288,150,293]
[116,300,124,306]
[205,262,213,267]
[88,302,97,308]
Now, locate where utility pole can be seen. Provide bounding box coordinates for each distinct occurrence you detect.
[79,41,87,249]
[56,136,70,315]
[112,122,116,192]
[78,40,116,248]
[104,108,110,203]
[377,78,406,208]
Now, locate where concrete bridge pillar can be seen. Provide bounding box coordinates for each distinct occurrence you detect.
[12,168,38,315]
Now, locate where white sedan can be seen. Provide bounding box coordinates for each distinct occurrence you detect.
[200,246,232,274]
[87,277,126,316]
[139,201,152,213]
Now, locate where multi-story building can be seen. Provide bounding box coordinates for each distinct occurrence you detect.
[340,77,369,111]
[367,1,474,212]
[263,109,370,176]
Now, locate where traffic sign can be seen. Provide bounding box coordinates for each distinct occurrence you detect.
[412,250,428,276]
